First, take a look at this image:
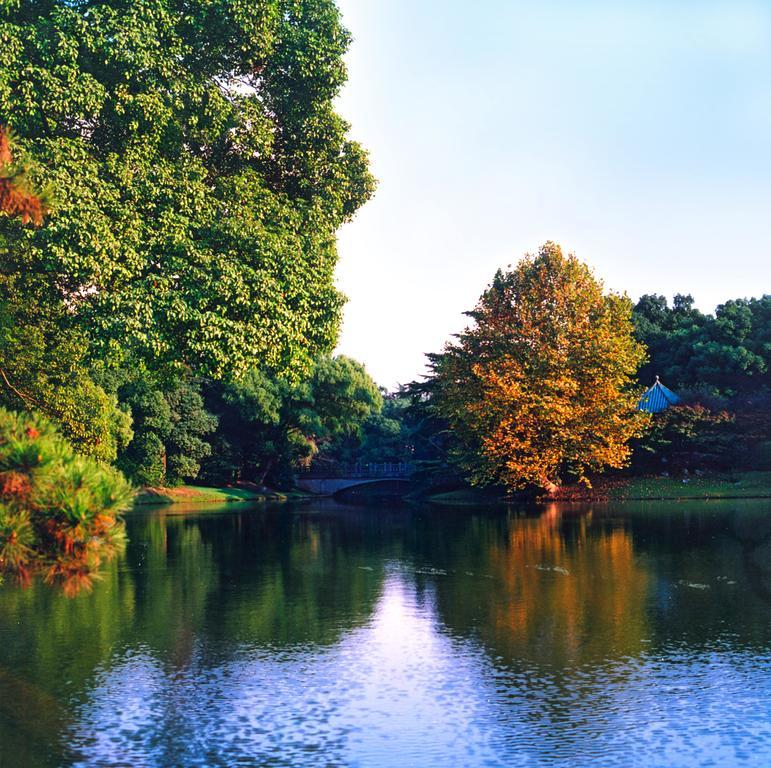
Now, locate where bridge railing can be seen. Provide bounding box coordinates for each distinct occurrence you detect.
[297,462,415,479]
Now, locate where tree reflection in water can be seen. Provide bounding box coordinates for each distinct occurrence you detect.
[0,500,769,768]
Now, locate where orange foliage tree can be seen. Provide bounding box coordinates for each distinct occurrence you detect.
[431,242,649,492]
[0,127,48,224]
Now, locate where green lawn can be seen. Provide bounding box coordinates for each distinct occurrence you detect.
[425,471,771,505]
[133,485,303,506]
[424,488,509,505]
[604,471,771,500]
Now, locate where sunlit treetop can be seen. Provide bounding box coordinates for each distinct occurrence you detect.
[0,0,375,379]
[430,242,649,491]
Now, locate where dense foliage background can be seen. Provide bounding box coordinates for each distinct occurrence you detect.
[633,293,770,395]
[0,1,769,541]
[1,0,374,377]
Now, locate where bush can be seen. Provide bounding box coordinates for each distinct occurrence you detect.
[633,404,735,473]
[0,408,133,595]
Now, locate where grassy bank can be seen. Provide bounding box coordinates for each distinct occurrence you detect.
[599,471,771,501]
[425,471,771,505]
[134,485,313,506]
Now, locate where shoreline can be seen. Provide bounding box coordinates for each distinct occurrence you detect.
[134,485,317,506]
[134,472,771,508]
[424,471,771,506]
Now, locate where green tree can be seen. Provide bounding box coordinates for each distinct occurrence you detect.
[0,299,133,462]
[116,378,171,486]
[202,355,382,486]
[633,403,735,473]
[164,380,218,484]
[430,243,648,492]
[117,373,217,486]
[634,294,770,393]
[0,127,130,460]
[321,389,414,465]
[0,0,374,380]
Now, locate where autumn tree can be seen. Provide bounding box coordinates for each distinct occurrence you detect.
[0,127,48,224]
[430,243,648,492]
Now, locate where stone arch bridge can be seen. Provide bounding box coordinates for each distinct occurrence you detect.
[296,463,414,496]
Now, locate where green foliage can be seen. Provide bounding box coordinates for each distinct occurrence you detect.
[0,121,131,461]
[164,381,219,483]
[303,356,384,440]
[320,389,415,465]
[0,407,133,595]
[358,409,411,463]
[634,294,770,394]
[202,355,382,487]
[0,291,133,461]
[116,373,217,486]
[633,403,735,473]
[0,0,374,380]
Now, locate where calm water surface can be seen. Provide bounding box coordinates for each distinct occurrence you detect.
[0,500,770,767]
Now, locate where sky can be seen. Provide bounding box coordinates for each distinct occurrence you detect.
[332,0,771,388]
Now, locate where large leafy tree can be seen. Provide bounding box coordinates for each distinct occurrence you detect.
[1,126,131,460]
[431,243,648,492]
[0,0,374,379]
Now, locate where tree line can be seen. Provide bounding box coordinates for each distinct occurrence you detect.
[361,260,771,491]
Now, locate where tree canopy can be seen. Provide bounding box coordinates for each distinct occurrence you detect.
[201,355,382,487]
[430,243,648,491]
[634,293,770,394]
[1,125,133,460]
[0,0,374,379]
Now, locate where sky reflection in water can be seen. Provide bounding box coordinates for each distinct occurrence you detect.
[0,500,769,767]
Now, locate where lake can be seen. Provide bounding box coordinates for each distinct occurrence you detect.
[1,499,769,767]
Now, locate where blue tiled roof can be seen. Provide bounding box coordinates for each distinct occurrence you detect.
[639,378,680,413]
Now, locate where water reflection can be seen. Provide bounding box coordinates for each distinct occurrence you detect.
[0,501,769,767]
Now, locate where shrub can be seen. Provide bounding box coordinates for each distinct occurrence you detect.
[0,408,133,595]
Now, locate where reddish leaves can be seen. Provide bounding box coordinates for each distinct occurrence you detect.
[0,126,47,225]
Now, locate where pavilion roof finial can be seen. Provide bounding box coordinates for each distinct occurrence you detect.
[639,376,679,413]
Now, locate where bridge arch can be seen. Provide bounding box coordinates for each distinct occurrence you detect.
[295,463,414,496]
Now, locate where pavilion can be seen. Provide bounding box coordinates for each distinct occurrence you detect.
[638,376,680,413]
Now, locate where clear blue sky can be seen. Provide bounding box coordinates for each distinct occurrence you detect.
[333,0,771,387]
